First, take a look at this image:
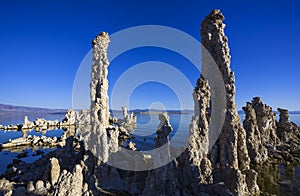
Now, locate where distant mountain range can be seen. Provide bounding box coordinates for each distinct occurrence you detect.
[1,103,299,116]
[0,104,66,114]
[110,109,194,114]
[0,104,67,125]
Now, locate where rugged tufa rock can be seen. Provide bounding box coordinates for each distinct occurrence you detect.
[277,108,294,142]
[242,97,278,164]
[60,109,78,126]
[188,75,213,185]
[200,9,259,195]
[50,157,60,186]
[117,106,137,131]
[88,32,119,163]
[154,112,172,148]
[53,165,83,196]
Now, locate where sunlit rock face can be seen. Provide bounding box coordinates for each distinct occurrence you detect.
[188,75,213,185]
[89,32,119,163]
[276,108,300,161]
[61,109,78,126]
[277,108,297,143]
[117,106,137,132]
[199,9,259,195]
[242,97,278,164]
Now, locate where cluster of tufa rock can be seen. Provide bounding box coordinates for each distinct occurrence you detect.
[0,110,78,131]
[242,97,300,165]
[0,127,77,152]
[117,106,137,132]
[242,97,278,163]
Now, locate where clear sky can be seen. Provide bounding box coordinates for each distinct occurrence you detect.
[0,0,300,110]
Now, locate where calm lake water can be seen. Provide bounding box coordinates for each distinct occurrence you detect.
[0,112,300,195]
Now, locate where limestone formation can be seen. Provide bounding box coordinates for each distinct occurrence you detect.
[53,165,83,196]
[242,97,278,164]
[88,32,119,163]
[142,113,179,196]
[200,9,258,195]
[1,110,78,132]
[154,112,172,148]
[0,178,14,195]
[0,127,80,150]
[50,157,60,186]
[34,118,49,129]
[154,112,172,165]
[22,116,34,129]
[117,106,137,131]
[188,75,212,184]
[34,180,48,195]
[77,109,90,125]
[277,108,295,143]
[61,109,78,126]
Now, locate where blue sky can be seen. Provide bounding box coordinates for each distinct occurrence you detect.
[0,0,300,110]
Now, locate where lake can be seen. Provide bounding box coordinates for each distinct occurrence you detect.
[0,112,300,195]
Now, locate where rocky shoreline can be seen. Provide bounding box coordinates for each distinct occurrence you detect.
[0,109,77,131]
[0,9,299,196]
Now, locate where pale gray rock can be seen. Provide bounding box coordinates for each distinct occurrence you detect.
[54,165,83,196]
[200,9,257,195]
[142,113,180,196]
[154,112,172,148]
[0,135,60,149]
[127,141,137,151]
[61,109,78,126]
[50,157,60,186]
[88,32,119,163]
[34,180,48,195]
[0,178,14,196]
[27,181,35,192]
[188,75,213,184]
[77,109,90,125]
[22,116,34,129]
[242,97,278,163]
[277,108,294,143]
[117,106,137,131]
[251,97,278,145]
[34,118,48,129]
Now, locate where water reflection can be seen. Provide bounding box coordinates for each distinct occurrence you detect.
[253,164,300,195]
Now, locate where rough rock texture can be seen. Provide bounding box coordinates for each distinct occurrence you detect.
[53,165,83,196]
[188,75,213,185]
[77,110,90,125]
[117,107,137,131]
[272,108,300,164]
[22,116,34,129]
[242,97,278,164]
[200,9,258,195]
[142,113,180,196]
[277,108,295,143]
[89,32,119,163]
[154,112,172,148]
[61,109,78,126]
[0,135,59,149]
[0,178,14,195]
[50,157,60,186]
